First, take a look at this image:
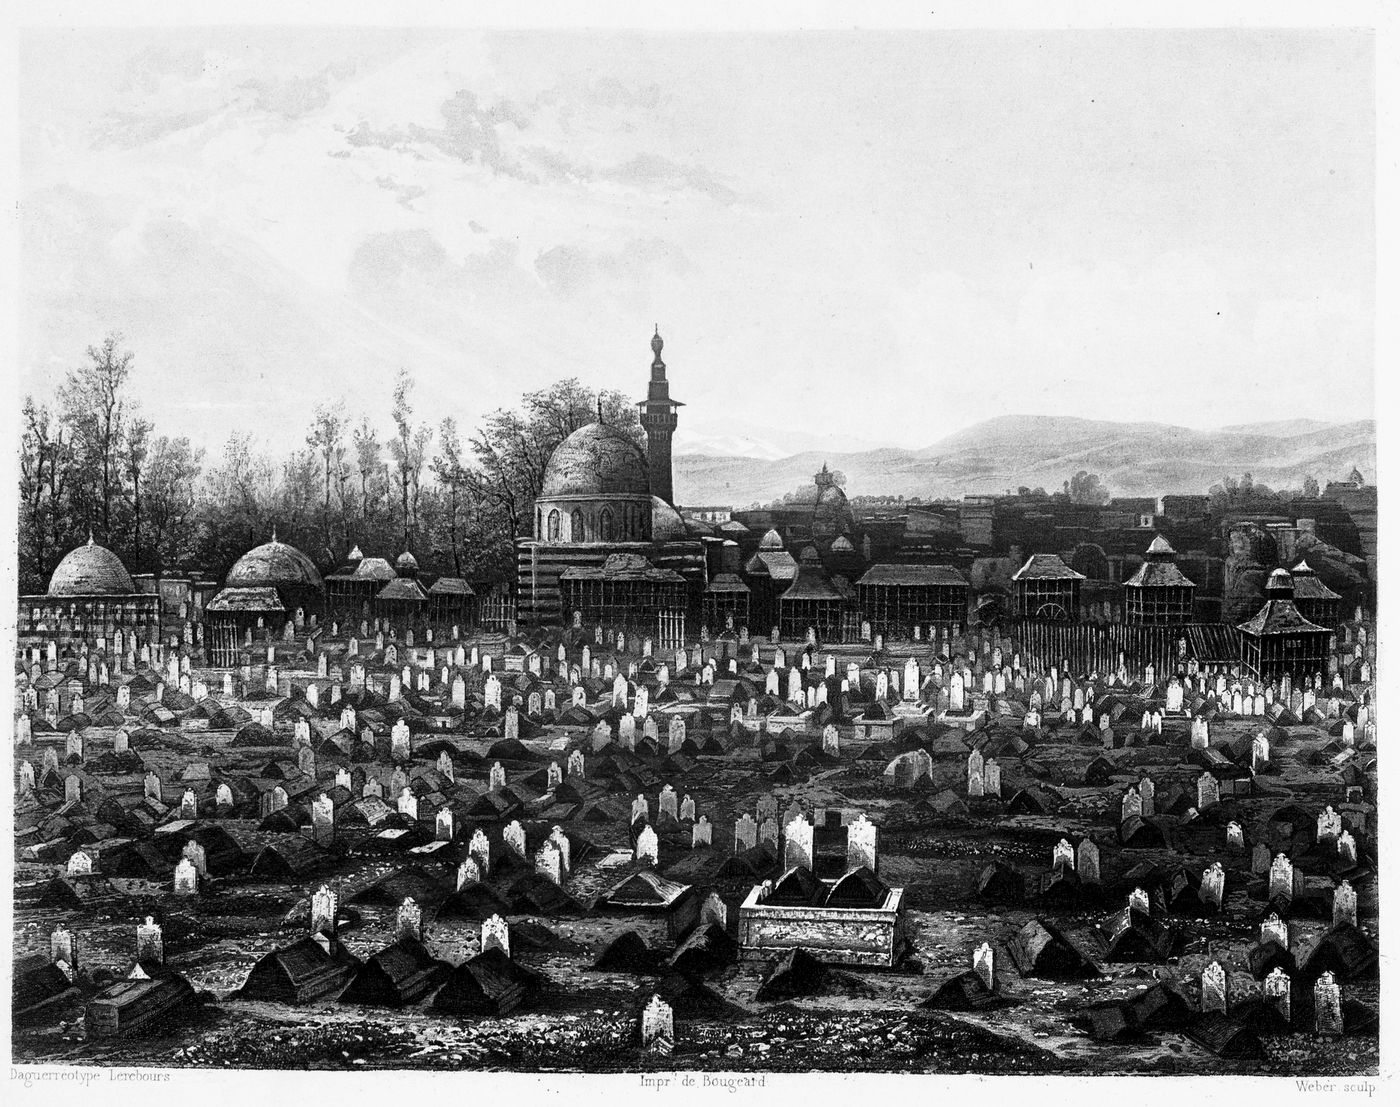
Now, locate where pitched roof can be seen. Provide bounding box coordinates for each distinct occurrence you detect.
[856,563,968,588]
[207,587,286,613]
[1012,554,1086,582]
[1238,599,1330,637]
[745,549,798,581]
[560,553,684,584]
[427,577,475,596]
[376,578,428,603]
[1124,560,1196,589]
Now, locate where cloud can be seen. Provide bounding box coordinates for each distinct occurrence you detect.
[241,70,333,120]
[534,237,691,297]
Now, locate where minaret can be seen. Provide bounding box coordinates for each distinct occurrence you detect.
[638,328,683,506]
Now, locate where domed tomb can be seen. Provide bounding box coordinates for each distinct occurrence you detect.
[535,422,653,543]
[48,536,136,596]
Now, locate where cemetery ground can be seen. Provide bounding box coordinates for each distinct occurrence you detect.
[12,638,1379,1076]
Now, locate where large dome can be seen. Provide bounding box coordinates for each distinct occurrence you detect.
[226,537,323,589]
[542,423,650,498]
[48,537,135,596]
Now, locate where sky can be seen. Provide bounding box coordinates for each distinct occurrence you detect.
[17,27,1375,459]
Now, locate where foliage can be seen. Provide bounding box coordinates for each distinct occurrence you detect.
[17,336,644,591]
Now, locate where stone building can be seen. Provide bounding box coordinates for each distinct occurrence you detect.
[1237,568,1331,682]
[515,332,707,633]
[1122,535,1196,626]
[206,533,324,665]
[17,536,161,650]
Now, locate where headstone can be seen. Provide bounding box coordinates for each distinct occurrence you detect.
[635,825,659,865]
[972,942,995,992]
[1077,839,1100,884]
[135,917,163,965]
[1200,960,1227,1014]
[469,828,491,876]
[734,814,757,852]
[481,914,510,957]
[783,814,814,870]
[1200,862,1225,909]
[1264,967,1292,1023]
[846,814,878,872]
[1269,854,1294,901]
[312,794,335,845]
[173,858,199,896]
[502,820,527,860]
[1332,880,1357,927]
[1313,973,1343,1035]
[640,994,674,1055]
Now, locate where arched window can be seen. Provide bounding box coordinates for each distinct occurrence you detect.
[570,509,585,542]
[599,508,614,541]
[547,510,561,541]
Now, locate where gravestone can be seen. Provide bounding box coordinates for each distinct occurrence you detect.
[503,820,527,860]
[1053,838,1076,871]
[1200,862,1225,910]
[470,828,491,876]
[1333,880,1357,927]
[635,825,659,865]
[973,942,995,992]
[1313,973,1343,1036]
[481,914,510,957]
[536,841,563,885]
[1265,967,1292,1023]
[136,917,163,966]
[641,994,674,1055]
[457,858,482,890]
[1201,961,1227,1014]
[783,814,814,870]
[312,794,335,845]
[1269,854,1295,902]
[173,858,199,896]
[735,814,757,852]
[846,814,878,872]
[1077,839,1100,884]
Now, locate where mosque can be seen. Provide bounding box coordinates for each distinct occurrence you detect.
[515,331,711,639]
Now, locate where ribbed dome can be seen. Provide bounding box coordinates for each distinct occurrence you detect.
[48,537,135,596]
[226,537,323,589]
[541,423,650,498]
[759,528,784,550]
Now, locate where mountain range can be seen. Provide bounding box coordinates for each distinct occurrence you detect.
[672,415,1376,508]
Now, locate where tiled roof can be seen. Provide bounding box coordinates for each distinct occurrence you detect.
[856,563,968,588]
[1012,554,1086,582]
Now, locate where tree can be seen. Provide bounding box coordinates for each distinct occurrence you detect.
[432,417,472,576]
[60,333,134,536]
[18,396,72,592]
[1303,474,1320,499]
[306,402,345,553]
[1065,470,1110,506]
[388,370,431,550]
[123,417,152,566]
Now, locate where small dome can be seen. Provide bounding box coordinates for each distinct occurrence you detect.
[541,423,650,499]
[830,535,855,553]
[48,536,135,596]
[347,545,364,562]
[759,528,784,550]
[395,550,419,576]
[227,536,322,589]
[1266,568,1294,594]
[1146,534,1175,557]
[652,496,689,542]
[799,545,821,565]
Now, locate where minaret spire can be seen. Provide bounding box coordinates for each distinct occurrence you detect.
[638,327,684,506]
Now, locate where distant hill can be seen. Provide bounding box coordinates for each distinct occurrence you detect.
[672,415,1376,508]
